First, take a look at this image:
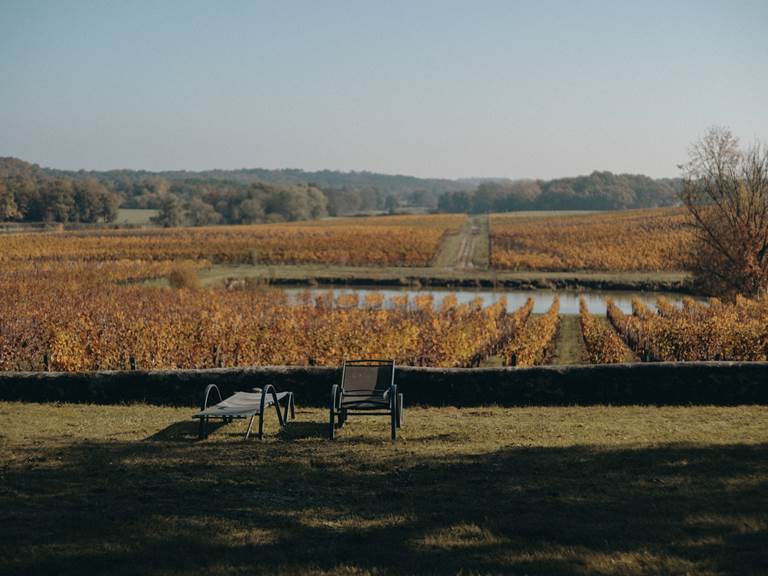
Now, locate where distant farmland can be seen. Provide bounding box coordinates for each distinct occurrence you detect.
[115,208,158,225]
[490,208,692,272]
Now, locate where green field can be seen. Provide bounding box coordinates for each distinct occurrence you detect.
[196,263,691,291]
[115,208,158,225]
[2,402,767,575]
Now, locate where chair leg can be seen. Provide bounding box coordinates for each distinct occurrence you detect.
[274,401,285,429]
[245,414,256,440]
[198,417,206,439]
[391,406,397,442]
[258,410,266,440]
[283,392,295,423]
[397,394,404,428]
[329,385,339,439]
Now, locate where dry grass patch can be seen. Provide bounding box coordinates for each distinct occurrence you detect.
[1,403,767,575]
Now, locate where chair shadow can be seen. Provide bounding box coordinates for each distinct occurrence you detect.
[279,421,328,440]
[145,420,227,442]
[412,432,463,442]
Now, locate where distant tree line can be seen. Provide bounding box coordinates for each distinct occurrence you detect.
[58,169,437,218]
[438,172,681,213]
[2,158,685,226]
[30,159,427,224]
[0,158,118,223]
[151,181,329,227]
[44,165,467,198]
[0,158,333,226]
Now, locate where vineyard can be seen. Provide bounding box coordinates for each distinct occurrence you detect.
[0,213,585,372]
[579,297,636,364]
[0,214,466,267]
[607,296,768,362]
[501,297,560,366]
[2,209,700,276]
[490,208,693,271]
[0,262,557,371]
[1,209,767,371]
[2,253,768,370]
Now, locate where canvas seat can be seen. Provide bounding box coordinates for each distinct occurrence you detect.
[340,399,388,409]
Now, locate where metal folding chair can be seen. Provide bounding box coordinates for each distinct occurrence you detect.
[329,359,403,441]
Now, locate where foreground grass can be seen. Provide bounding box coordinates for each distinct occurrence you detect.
[2,403,767,575]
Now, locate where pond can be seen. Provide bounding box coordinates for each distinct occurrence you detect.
[283,286,692,314]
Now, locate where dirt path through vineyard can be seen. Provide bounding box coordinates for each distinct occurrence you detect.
[432,214,489,269]
[551,314,587,364]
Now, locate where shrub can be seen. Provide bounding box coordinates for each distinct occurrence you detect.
[168,266,201,290]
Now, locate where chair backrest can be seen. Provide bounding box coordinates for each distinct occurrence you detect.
[341,359,395,395]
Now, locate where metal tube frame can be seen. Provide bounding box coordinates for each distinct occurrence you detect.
[197,383,294,441]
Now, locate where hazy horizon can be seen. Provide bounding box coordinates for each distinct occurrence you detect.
[2,0,766,180]
[4,155,686,182]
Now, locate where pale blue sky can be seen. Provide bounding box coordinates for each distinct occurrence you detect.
[1,0,766,179]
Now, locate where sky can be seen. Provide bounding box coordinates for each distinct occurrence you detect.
[1,0,766,180]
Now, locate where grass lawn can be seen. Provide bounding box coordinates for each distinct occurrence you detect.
[197,263,691,289]
[2,402,767,575]
[551,315,587,365]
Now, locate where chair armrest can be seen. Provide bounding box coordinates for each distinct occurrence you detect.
[388,384,397,408]
[331,384,341,409]
[201,384,222,411]
[260,384,280,420]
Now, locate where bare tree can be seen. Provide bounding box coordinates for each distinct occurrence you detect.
[681,127,768,298]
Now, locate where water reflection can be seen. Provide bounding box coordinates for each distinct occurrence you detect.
[284,287,690,314]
